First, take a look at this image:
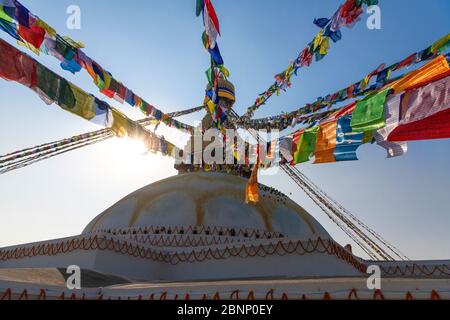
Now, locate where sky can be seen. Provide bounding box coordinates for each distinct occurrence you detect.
[0,0,449,260]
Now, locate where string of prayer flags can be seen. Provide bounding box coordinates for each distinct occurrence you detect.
[0,0,193,134]
[198,0,231,129]
[239,34,450,131]
[241,0,377,120]
[274,63,450,165]
[0,38,180,159]
[390,55,449,93]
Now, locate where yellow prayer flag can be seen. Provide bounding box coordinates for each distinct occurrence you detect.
[319,37,330,55]
[313,31,323,51]
[17,40,40,56]
[431,33,450,54]
[61,36,85,49]
[61,83,96,120]
[36,19,57,37]
[111,108,129,137]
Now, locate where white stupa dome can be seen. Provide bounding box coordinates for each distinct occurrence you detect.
[82,172,330,239]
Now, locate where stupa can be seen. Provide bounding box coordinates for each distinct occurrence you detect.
[0,172,449,300]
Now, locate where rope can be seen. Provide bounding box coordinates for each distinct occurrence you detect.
[293,168,409,260]
[281,164,378,260]
[285,164,394,260]
[0,128,110,165]
[0,105,203,174]
[0,134,113,175]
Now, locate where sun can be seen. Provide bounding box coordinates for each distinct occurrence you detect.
[112,137,150,156]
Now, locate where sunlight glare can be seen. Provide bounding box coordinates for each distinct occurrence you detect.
[114,137,150,156]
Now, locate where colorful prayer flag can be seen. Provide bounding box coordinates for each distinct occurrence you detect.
[350,89,389,132]
[314,120,337,164]
[334,115,363,161]
[373,93,408,158]
[294,126,319,164]
[245,162,260,204]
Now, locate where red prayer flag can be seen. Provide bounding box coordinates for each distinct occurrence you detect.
[388,109,450,142]
[0,38,37,87]
[17,23,45,50]
[394,53,416,70]
[204,0,220,35]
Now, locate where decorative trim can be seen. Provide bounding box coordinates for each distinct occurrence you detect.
[126,234,240,247]
[92,225,284,239]
[0,287,447,300]
[0,235,365,272]
[1,235,449,278]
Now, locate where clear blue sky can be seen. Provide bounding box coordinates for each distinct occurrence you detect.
[0,0,449,260]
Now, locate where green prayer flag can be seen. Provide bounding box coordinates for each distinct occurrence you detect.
[196,0,204,17]
[55,36,73,59]
[96,77,106,91]
[58,78,76,109]
[431,33,450,54]
[0,5,13,23]
[350,89,389,132]
[140,100,148,115]
[37,64,60,102]
[202,31,207,48]
[205,67,214,85]
[363,0,379,6]
[294,126,319,164]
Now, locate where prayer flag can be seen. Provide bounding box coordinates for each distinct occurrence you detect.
[388,74,450,142]
[350,89,389,132]
[373,93,408,158]
[391,55,449,93]
[245,162,259,204]
[294,126,319,164]
[314,120,337,163]
[334,115,363,161]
